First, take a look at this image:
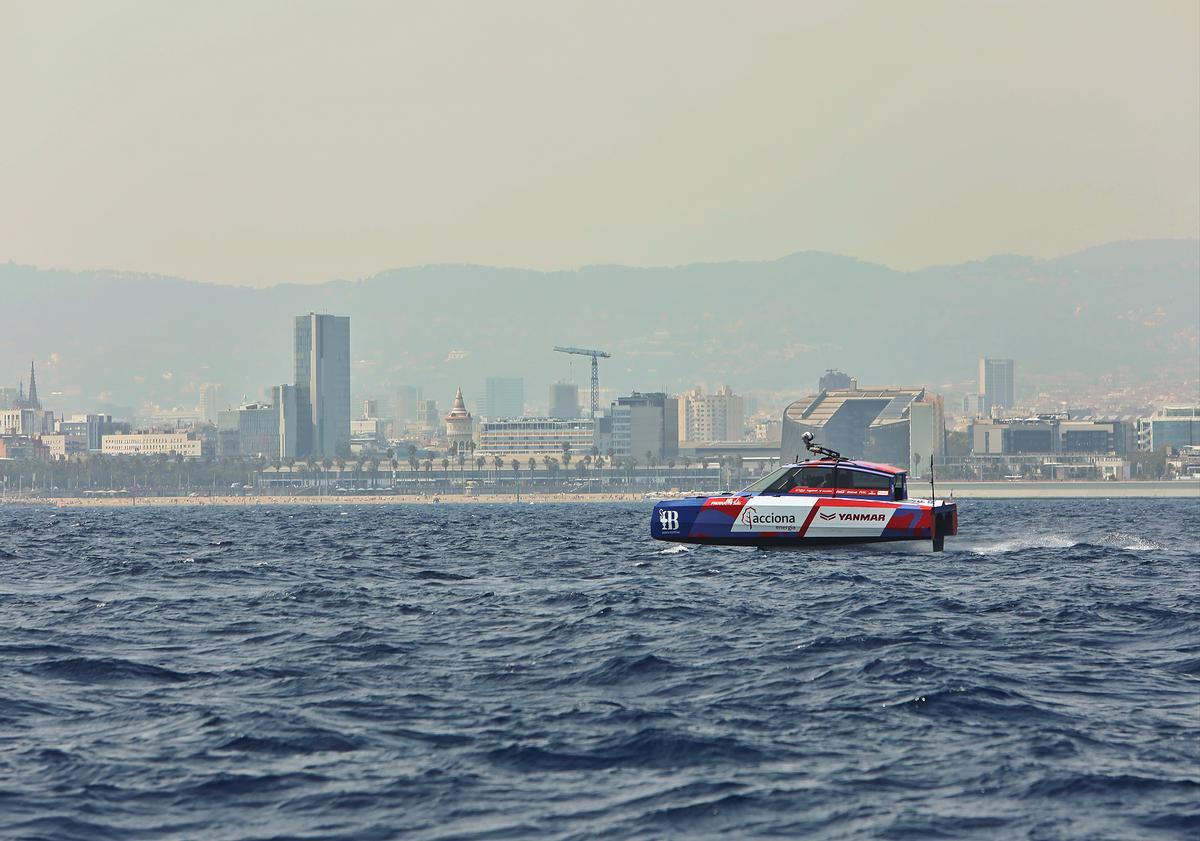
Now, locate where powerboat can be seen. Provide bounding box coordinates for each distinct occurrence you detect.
[650,433,957,551]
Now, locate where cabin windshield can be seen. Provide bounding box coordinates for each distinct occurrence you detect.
[737,466,795,495]
[738,465,897,496]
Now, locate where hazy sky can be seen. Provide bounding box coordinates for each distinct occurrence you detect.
[1,0,1197,286]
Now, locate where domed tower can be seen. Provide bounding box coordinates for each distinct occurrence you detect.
[445,387,474,449]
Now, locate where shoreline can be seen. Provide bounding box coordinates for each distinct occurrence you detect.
[0,479,1188,507]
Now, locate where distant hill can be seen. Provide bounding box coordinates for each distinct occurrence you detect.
[1,239,1196,412]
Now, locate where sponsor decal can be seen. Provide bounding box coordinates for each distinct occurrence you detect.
[813,509,890,525]
[739,506,798,529]
[789,487,887,496]
[708,496,745,506]
[658,509,679,531]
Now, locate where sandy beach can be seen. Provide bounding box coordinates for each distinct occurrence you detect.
[47,493,650,508]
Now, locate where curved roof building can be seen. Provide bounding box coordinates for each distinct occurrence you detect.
[781,385,943,473]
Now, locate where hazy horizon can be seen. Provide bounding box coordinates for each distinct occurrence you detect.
[6,236,1197,290]
[2,1,1197,287]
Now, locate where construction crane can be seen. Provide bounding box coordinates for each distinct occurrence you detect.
[553,346,611,420]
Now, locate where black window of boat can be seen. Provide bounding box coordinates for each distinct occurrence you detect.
[835,470,892,490]
[795,466,835,488]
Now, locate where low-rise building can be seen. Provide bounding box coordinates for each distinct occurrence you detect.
[101,432,202,457]
[476,418,595,457]
[351,418,387,452]
[971,416,1135,456]
[39,434,88,461]
[0,435,49,460]
[1167,445,1200,478]
[218,403,279,459]
[1138,406,1199,451]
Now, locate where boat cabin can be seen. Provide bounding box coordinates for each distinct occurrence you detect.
[738,459,908,501]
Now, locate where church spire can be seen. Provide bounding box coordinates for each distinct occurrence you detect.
[27,360,40,409]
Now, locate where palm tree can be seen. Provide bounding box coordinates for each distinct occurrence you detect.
[510,458,519,476]
[475,455,485,473]
[493,455,503,473]
[560,441,572,469]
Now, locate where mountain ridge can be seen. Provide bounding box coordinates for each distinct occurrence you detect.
[1,239,1196,412]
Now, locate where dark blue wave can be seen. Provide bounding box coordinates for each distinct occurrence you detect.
[0,498,1197,840]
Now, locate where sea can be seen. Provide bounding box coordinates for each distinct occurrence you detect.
[1,498,1197,840]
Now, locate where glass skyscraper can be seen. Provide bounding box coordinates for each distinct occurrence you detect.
[978,357,1015,411]
[294,314,351,458]
[482,377,524,419]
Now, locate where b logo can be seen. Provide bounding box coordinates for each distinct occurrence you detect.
[658,509,679,531]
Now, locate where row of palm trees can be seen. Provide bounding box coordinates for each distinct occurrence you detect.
[0,443,752,497]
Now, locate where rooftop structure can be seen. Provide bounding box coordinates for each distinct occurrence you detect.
[445,387,474,448]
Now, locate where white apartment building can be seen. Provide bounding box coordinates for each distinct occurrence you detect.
[678,385,744,443]
[476,418,595,457]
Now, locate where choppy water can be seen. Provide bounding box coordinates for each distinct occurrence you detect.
[1,498,1197,840]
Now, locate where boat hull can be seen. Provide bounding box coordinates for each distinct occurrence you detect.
[650,493,957,549]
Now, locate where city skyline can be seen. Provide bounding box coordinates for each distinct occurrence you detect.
[2,237,1196,420]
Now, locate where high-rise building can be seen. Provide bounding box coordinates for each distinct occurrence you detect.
[294,313,351,458]
[272,384,299,460]
[482,377,524,419]
[678,385,744,443]
[199,383,226,425]
[416,399,440,436]
[549,382,580,419]
[395,385,422,422]
[961,394,988,418]
[979,358,1015,412]
[362,399,379,419]
[610,392,679,461]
